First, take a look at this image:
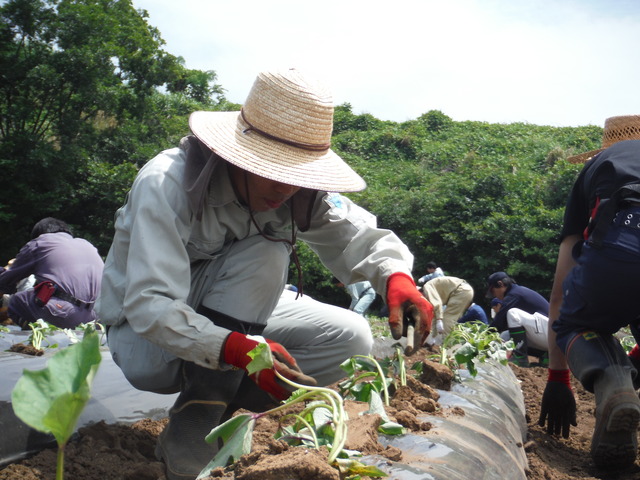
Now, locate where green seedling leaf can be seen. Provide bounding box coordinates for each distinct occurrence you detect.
[364,391,405,435]
[340,357,357,377]
[245,341,273,375]
[365,390,387,419]
[312,403,333,429]
[453,342,477,365]
[335,458,388,478]
[11,330,102,447]
[340,354,395,407]
[199,413,255,478]
[350,382,375,403]
[411,360,423,374]
[276,422,317,447]
[378,421,405,435]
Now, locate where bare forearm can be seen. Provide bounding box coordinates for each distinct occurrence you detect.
[547,235,581,370]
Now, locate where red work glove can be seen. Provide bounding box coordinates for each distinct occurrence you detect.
[538,369,577,438]
[629,344,640,389]
[223,332,317,401]
[386,272,434,348]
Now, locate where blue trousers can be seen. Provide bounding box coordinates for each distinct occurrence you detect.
[554,215,640,352]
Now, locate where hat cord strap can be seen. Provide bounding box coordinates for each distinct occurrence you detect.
[244,173,304,298]
[240,109,331,152]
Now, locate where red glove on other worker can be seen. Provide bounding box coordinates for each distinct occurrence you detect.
[223,331,317,401]
[538,369,577,438]
[386,272,434,348]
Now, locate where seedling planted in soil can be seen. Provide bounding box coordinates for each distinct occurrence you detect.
[197,342,387,479]
[11,329,102,480]
[440,321,513,377]
[27,318,61,350]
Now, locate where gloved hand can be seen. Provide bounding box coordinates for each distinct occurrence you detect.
[538,369,577,438]
[387,272,434,347]
[223,331,317,401]
[435,319,444,335]
[628,344,640,390]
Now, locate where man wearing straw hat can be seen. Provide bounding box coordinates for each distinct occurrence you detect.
[97,68,433,479]
[539,115,640,469]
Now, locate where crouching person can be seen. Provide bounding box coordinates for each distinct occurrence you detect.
[486,272,550,367]
[0,217,103,329]
[539,117,640,469]
[96,68,433,480]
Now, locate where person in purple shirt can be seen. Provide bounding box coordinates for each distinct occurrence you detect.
[0,217,104,329]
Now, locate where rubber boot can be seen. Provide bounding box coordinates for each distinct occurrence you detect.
[527,347,549,367]
[538,351,550,368]
[566,331,640,469]
[508,327,530,367]
[155,362,245,480]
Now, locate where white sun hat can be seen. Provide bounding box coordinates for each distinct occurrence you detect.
[188,68,366,192]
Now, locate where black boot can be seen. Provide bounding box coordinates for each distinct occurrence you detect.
[567,332,640,469]
[508,327,530,367]
[155,362,245,480]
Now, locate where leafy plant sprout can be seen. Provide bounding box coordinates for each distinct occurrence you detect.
[393,343,407,387]
[73,320,107,344]
[197,342,350,479]
[27,318,61,350]
[619,327,636,354]
[438,321,513,378]
[11,327,102,480]
[275,403,322,448]
[339,354,392,406]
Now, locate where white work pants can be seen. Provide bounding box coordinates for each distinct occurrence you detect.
[502,307,549,352]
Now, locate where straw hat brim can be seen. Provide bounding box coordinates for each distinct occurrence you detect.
[189,111,366,192]
[567,148,604,164]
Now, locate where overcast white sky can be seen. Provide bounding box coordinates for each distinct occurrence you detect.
[131,0,640,128]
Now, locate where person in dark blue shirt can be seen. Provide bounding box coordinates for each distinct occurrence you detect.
[486,271,549,367]
[457,303,488,325]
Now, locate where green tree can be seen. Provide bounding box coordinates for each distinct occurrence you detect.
[0,0,226,258]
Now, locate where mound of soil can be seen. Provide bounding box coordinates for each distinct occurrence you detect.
[1,350,640,480]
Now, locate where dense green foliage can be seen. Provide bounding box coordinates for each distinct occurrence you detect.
[306,106,601,306]
[1,0,604,310]
[0,0,235,254]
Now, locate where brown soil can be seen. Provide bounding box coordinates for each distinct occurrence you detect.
[8,343,43,356]
[1,351,640,480]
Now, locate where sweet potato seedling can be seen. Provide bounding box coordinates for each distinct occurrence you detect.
[440,321,513,377]
[11,329,102,480]
[338,354,392,406]
[197,342,387,479]
[27,318,61,350]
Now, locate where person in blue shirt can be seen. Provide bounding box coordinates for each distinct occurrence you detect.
[458,302,488,325]
[416,261,444,286]
[490,297,503,319]
[486,272,549,367]
[332,278,376,316]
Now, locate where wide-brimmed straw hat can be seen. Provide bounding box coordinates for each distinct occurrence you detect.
[568,115,640,164]
[189,68,366,192]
